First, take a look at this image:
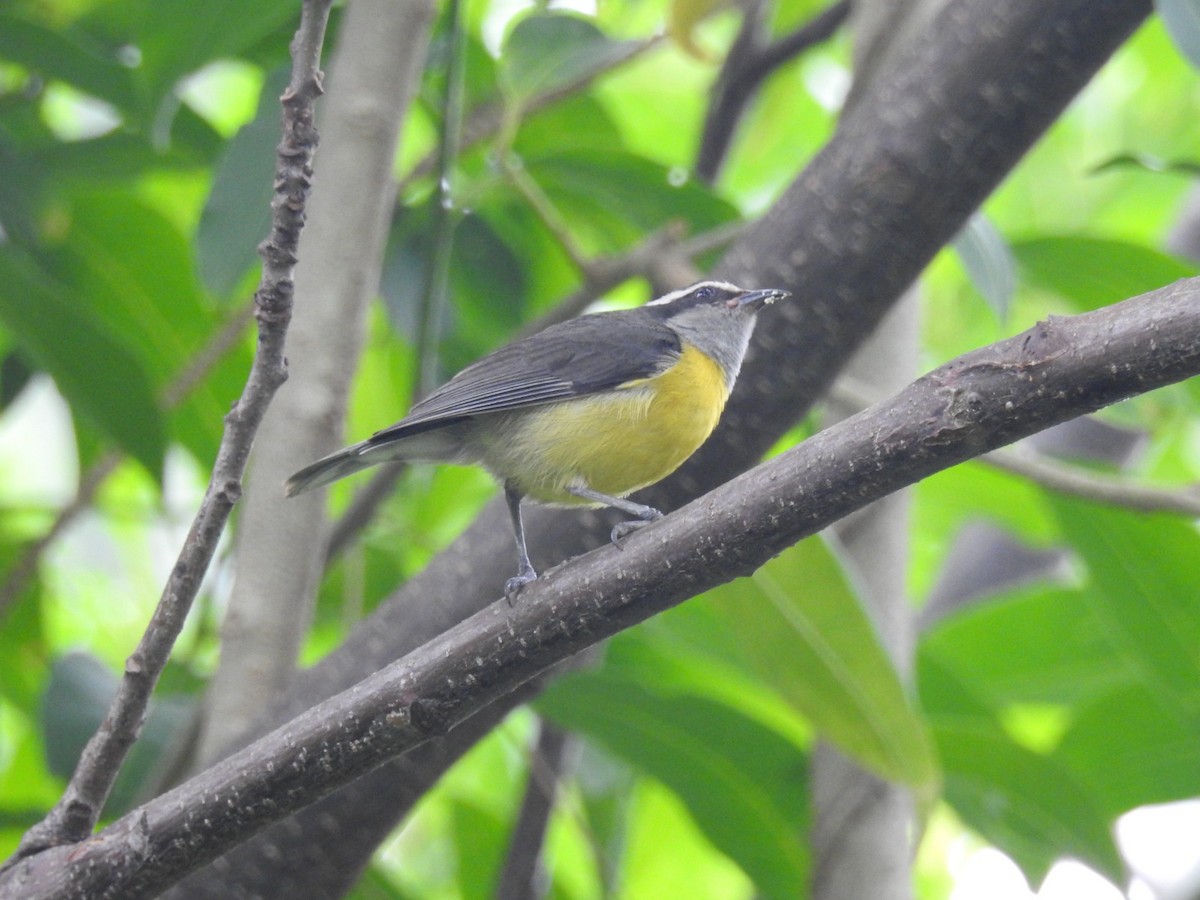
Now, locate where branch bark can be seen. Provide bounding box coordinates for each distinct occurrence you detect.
[0,0,333,868]
[5,275,1199,900]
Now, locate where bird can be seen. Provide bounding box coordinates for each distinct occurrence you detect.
[285,280,789,599]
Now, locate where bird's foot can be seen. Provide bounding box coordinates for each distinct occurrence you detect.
[610,507,663,547]
[504,565,538,604]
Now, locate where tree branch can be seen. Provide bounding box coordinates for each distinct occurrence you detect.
[0,0,333,868]
[6,275,1199,900]
[502,155,595,274]
[983,446,1200,516]
[496,721,573,900]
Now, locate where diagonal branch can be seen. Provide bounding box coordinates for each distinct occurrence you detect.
[6,275,1199,900]
[0,0,334,868]
[496,722,574,900]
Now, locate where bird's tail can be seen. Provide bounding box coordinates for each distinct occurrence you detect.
[284,441,379,497]
[284,426,465,497]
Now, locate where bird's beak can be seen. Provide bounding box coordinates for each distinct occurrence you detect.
[734,288,790,310]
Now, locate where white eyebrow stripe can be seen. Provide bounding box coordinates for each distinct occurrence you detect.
[646,280,743,306]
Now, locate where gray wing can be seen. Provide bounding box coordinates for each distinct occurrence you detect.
[367,308,680,444]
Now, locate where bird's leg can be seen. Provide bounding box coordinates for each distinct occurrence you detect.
[503,482,538,602]
[566,485,663,546]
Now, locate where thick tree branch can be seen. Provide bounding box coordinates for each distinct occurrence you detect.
[0,0,333,869]
[5,276,1199,899]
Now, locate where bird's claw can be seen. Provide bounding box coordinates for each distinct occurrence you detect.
[504,566,538,604]
[610,508,664,547]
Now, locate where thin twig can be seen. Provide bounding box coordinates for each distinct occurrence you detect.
[750,0,851,82]
[696,0,851,182]
[416,0,468,396]
[496,722,572,900]
[0,305,254,621]
[398,37,661,194]
[516,223,687,335]
[983,446,1200,517]
[0,0,334,867]
[0,453,119,619]
[831,377,1200,519]
[502,156,594,274]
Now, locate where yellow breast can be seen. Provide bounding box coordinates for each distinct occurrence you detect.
[504,343,730,505]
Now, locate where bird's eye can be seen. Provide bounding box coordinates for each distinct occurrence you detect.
[694,286,714,301]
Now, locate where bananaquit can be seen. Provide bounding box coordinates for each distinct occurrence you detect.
[286,280,788,597]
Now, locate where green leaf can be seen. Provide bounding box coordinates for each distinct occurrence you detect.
[1157,0,1200,70]
[0,546,47,712]
[920,585,1133,708]
[621,778,756,898]
[1055,684,1200,815]
[528,149,738,252]
[41,652,194,818]
[1012,236,1196,311]
[134,0,299,115]
[703,539,938,791]
[0,14,136,110]
[921,625,1128,882]
[45,192,235,465]
[197,67,288,297]
[1053,498,1200,721]
[381,209,528,376]
[499,13,638,106]
[449,799,509,899]
[538,676,809,899]
[514,94,626,159]
[935,723,1124,885]
[0,713,61,819]
[0,247,166,478]
[39,118,219,185]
